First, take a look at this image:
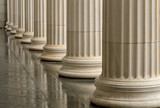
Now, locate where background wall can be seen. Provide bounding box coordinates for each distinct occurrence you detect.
[0,0,6,27]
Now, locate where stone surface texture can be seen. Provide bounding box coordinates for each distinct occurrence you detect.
[21,0,34,44]
[59,0,103,78]
[7,0,13,31]
[29,0,47,51]
[40,0,67,61]
[90,0,160,107]
[10,0,18,34]
[15,0,25,38]
[5,0,9,28]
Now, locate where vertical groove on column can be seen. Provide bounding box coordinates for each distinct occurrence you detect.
[103,0,160,80]
[67,0,102,58]
[18,0,25,29]
[91,0,160,107]
[9,0,13,25]
[24,0,34,32]
[40,0,66,61]
[34,0,46,38]
[59,0,102,78]
[12,0,18,29]
[21,0,34,43]
[47,0,66,45]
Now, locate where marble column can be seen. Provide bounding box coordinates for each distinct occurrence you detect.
[5,0,9,29]
[91,0,160,107]
[58,0,102,78]
[40,0,67,61]
[21,0,34,44]
[29,0,47,51]
[15,0,25,38]
[7,0,13,31]
[10,0,18,35]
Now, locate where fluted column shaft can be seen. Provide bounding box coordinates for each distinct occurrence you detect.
[29,0,47,51]
[10,0,18,34]
[5,0,9,29]
[91,0,160,107]
[21,0,34,44]
[7,0,13,31]
[40,0,67,61]
[15,0,25,38]
[59,0,102,78]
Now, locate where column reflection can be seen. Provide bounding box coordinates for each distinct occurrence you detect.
[43,62,67,108]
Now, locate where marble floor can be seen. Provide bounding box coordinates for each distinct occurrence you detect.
[0,29,104,108]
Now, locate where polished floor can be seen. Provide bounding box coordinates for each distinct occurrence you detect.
[0,29,104,108]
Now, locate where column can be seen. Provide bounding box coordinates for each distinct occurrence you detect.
[29,0,47,51]
[15,0,25,38]
[10,0,18,35]
[58,0,102,78]
[5,0,9,29]
[40,0,67,61]
[21,0,34,44]
[7,0,13,31]
[91,0,160,107]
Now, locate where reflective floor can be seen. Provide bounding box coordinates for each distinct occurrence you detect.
[0,30,103,108]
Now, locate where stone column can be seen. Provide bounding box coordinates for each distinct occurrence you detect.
[91,0,160,107]
[15,0,25,38]
[10,0,18,35]
[5,0,9,29]
[21,0,34,44]
[7,0,13,31]
[40,0,67,61]
[58,0,102,78]
[29,0,47,51]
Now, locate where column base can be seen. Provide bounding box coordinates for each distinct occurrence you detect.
[5,25,8,29]
[15,28,25,38]
[21,32,34,44]
[6,27,12,31]
[58,57,102,78]
[10,26,18,34]
[5,22,9,29]
[90,76,160,108]
[7,23,13,31]
[40,45,66,62]
[29,37,46,51]
[10,30,17,35]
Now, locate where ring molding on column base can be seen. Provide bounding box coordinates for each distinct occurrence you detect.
[15,28,25,38]
[21,32,34,44]
[10,26,18,34]
[5,22,9,29]
[29,37,46,51]
[7,23,13,31]
[40,45,66,62]
[58,57,102,78]
[90,76,160,108]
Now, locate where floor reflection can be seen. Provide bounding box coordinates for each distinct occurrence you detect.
[0,30,103,108]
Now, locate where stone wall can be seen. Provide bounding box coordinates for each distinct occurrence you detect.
[0,0,6,27]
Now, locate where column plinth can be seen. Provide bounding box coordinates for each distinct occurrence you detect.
[91,0,160,107]
[58,0,102,78]
[29,0,46,51]
[7,0,13,31]
[15,0,25,38]
[40,0,66,61]
[21,32,34,44]
[29,37,46,51]
[41,45,66,61]
[21,0,34,44]
[59,57,102,78]
[10,0,18,35]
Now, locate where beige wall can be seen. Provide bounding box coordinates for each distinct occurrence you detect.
[0,0,6,27]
